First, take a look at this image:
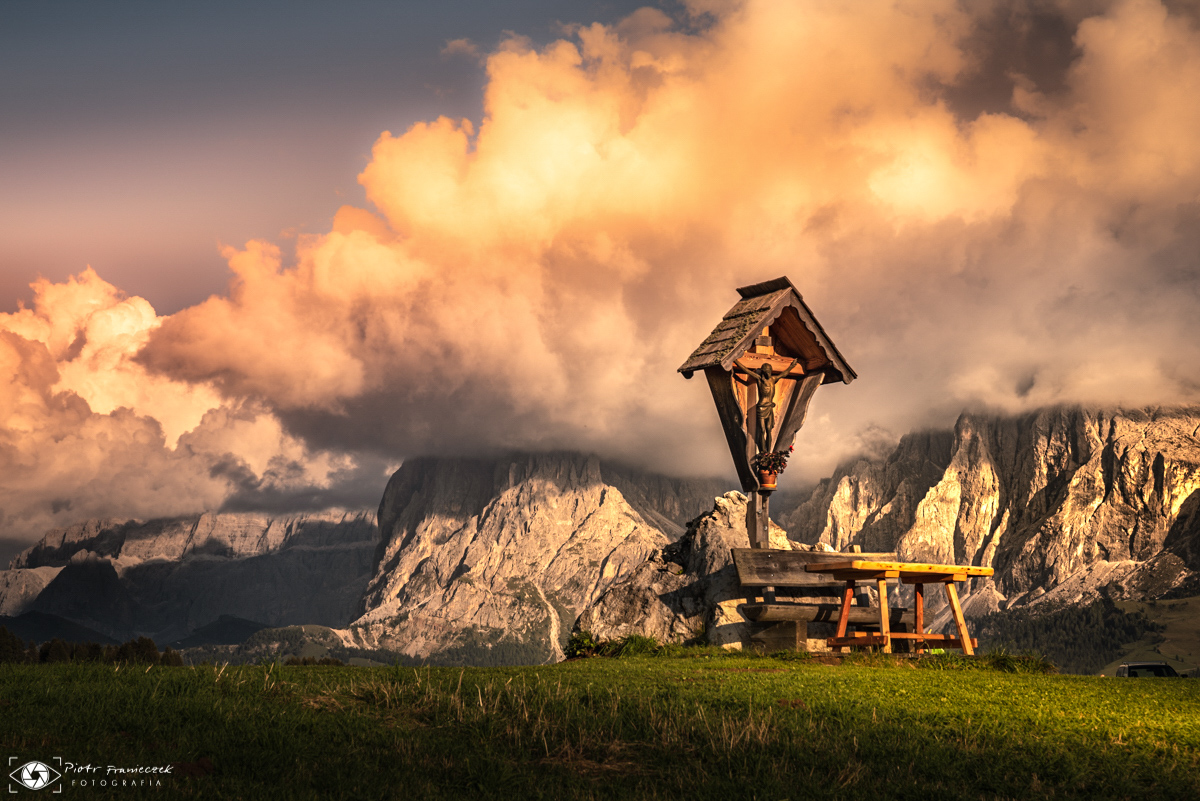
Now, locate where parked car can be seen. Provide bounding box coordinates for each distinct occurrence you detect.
[1114,661,1181,677]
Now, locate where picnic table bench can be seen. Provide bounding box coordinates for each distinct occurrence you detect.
[731,549,992,654]
[805,559,994,654]
[731,549,914,652]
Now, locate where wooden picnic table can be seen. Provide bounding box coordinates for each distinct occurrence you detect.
[803,560,994,655]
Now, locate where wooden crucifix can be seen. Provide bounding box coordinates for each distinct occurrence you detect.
[679,277,856,549]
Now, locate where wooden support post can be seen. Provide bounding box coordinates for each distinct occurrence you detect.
[876,578,891,654]
[748,491,775,598]
[835,580,855,653]
[914,583,925,653]
[944,582,974,656]
[746,491,770,549]
[759,490,769,547]
[744,496,756,547]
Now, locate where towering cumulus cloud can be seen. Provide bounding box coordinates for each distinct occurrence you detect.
[0,269,360,540]
[6,0,1200,542]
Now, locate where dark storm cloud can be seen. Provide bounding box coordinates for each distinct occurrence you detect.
[939,0,1083,120]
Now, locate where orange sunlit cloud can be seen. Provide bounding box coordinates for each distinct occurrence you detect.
[0,270,352,539]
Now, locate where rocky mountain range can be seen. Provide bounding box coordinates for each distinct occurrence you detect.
[342,453,727,665]
[3,406,1198,662]
[565,406,1200,653]
[0,454,727,659]
[0,509,379,643]
[780,406,1200,619]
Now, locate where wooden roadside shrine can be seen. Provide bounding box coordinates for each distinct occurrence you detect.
[680,278,988,654]
[678,277,856,549]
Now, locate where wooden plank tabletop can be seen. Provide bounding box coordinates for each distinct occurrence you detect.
[804,560,994,577]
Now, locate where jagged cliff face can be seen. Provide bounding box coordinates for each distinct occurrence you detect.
[0,453,725,655]
[345,453,728,665]
[782,407,1200,609]
[0,509,379,639]
[784,430,954,555]
[575,491,793,649]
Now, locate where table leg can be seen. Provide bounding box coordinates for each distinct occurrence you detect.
[876,578,891,654]
[835,580,855,653]
[944,582,974,656]
[914,583,925,653]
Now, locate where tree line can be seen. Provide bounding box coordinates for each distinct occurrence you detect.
[972,598,1164,674]
[0,626,184,666]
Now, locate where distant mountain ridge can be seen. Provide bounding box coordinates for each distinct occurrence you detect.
[0,456,727,657]
[5,410,1197,662]
[0,509,380,642]
[9,509,377,569]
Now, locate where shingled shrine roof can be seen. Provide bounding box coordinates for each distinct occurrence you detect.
[677,276,856,384]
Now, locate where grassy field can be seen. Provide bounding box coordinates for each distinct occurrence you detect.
[2,651,1198,799]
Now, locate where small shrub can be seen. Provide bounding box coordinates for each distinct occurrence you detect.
[567,632,661,658]
[565,630,601,659]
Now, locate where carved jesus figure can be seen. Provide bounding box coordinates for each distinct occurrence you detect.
[734,357,800,453]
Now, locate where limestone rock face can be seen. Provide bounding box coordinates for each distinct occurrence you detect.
[599,463,730,539]
[11,510,377,568]
[10,518,132,568]
[0,566,62,616]
[0,509,379,639]
[782,407,1200,610]
[783,430,953,554]
[574,492,790,649]
[345,453,727,665]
